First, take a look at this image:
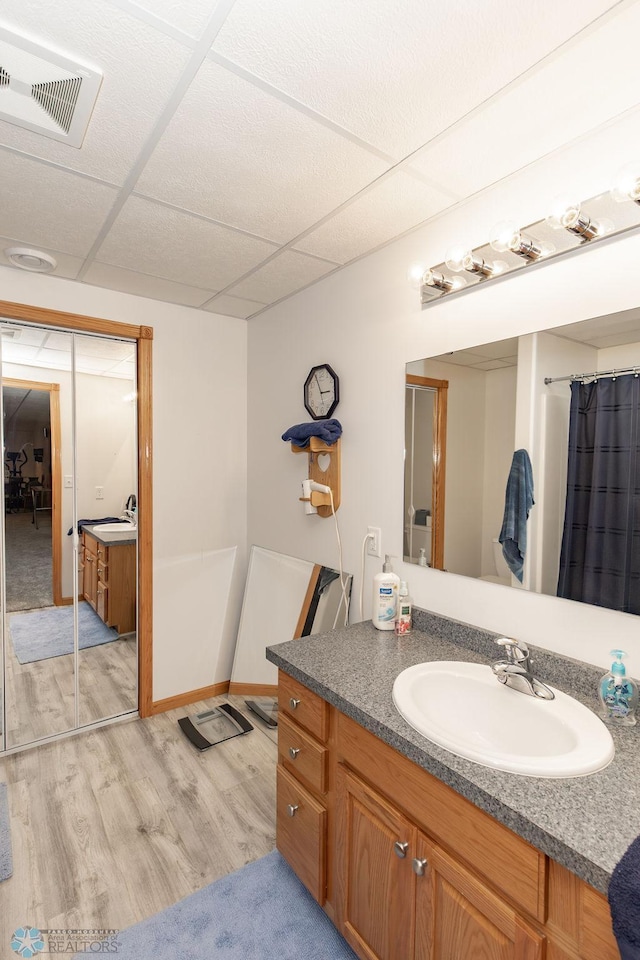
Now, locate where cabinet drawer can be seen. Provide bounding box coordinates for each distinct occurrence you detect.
[98,559,109,584]
[83,533,97,558]
[97,543,107,562]
[279,671,328,742]
[278,713,327,794]
[277,765,326,904]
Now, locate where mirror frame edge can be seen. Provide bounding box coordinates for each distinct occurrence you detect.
[0,299,154,718]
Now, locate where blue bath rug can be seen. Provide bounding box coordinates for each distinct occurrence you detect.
[74,851,358,960]
[9,601,118,664]
[0,783,12,882]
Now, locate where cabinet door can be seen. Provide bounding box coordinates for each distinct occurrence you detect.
[414,833,545,960]
[336,765,416,960]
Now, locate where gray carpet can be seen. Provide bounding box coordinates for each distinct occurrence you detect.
[0,783,12,882]
[5,510,52,612]
[74,851,358,959]
[10,602,118,664]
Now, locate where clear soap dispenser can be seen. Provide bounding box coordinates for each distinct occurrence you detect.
[599,650,638,726]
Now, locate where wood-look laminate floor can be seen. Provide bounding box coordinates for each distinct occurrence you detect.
[0,695,277,945]
[4,633,138,747]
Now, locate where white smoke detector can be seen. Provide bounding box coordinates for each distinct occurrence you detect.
[0,24,102,148]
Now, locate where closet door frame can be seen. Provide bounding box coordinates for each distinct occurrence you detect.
[0,300,153,718]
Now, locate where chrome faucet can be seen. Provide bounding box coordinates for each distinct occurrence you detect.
[491,638,555,700]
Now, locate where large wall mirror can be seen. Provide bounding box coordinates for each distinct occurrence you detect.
[0,303,152,753]
[405,305,640,617]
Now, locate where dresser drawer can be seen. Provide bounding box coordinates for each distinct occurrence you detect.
[279,671,329,742]
[278,713,328,794]
[277,765,326,904]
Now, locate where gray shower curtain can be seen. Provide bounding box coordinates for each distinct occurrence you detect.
[557,374,640,613]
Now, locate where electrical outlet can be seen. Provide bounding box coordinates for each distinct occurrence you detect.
[367,526,382,558]
[96,486,104,500]
[64,475,73,489]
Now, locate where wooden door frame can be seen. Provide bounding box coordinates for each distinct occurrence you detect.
[406,374,448,570]
[2,378,62,604]
[0,301,153,717]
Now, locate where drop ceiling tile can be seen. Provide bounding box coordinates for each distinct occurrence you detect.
[295,171,457,264]
[116,0,217,38]
[135,58,389,242]
[0,0,191,183]
[1,343,41,365]
[204,294,267,319]
[84,260,216,307]
[73,337,135,360]
[213,0,619,158]
[226,250,338,303]
[95,196,278,290]
[0,151,117,256]
[408,2,640,200]
[0,235,84,279]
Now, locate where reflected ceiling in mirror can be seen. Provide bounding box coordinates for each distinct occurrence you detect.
[405,305,640,616]
[417,180,640,307]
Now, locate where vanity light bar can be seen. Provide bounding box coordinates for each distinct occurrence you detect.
[417,167,640,306]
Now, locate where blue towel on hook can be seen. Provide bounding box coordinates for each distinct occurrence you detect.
[609,835,640,960]
[281,419,342,448]
[498,449,534,583]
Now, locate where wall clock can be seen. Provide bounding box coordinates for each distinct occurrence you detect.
[303,364,340,420]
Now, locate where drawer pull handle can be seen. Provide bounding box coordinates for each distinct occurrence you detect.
[412,857,428,876]
[289,747,300,760]
[394,841,409,859]
[287,804,299,818]
[289,697,301,710]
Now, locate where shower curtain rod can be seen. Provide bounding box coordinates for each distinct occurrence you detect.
[544,365,640,385]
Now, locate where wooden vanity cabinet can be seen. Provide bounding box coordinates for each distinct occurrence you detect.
[82,530,136,634]
[275,670,620,960]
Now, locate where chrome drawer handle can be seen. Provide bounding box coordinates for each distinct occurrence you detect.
[394,841,409,859]
[289,697,300,710]
[412,857,428,876]
[287,804,299,817]
[289,747,300,760]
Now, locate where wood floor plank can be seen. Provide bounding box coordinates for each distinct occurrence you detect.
[0,696,277,944]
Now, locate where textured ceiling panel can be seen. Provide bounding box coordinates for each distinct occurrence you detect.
[135,58,389,242]
[213,0,620,158]
[226,249,338,303]
[203,293,267,319]
[0,150,117,256]
[0,0,191,182]
[295,171,458,264]
[95,195,278,289]
[0,235,83,279]
[409,2,640,200]
[84,260,216,307]
[116,0,217,38]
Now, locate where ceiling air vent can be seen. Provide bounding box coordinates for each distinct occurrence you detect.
[0,25,102,148]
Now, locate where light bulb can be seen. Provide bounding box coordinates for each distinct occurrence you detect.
[611,163,640,203]
[547,196,582,229]
[489,221,521,254]
[407,262,426,286]
[444,246,471,273]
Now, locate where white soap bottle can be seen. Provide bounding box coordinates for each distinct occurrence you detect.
[372,555,400,631]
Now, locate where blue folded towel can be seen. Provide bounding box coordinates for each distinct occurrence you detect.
[498,449,534,583]
[609,835,640,960]
[67,518,121,536]
[281,419,342,448]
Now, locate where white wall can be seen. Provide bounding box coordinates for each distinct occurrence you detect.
[246,110,640,678]
[0,266,248,702]
[481,367,517,576]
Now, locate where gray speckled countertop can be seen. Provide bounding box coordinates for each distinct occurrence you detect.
[83,524,136,547]
[267,609,640,895]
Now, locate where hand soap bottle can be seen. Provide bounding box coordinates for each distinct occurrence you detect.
[599,650,638,726]
[395,581,412,635]
[372,555,400,631]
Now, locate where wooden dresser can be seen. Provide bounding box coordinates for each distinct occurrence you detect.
[276,669,620,960]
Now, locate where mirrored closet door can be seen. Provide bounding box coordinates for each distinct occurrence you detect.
[0,320,138,751]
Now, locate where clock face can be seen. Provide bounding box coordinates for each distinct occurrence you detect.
[304,364,339,420]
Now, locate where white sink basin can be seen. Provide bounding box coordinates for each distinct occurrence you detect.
[392,661,614,778]
[91,522,136,533]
